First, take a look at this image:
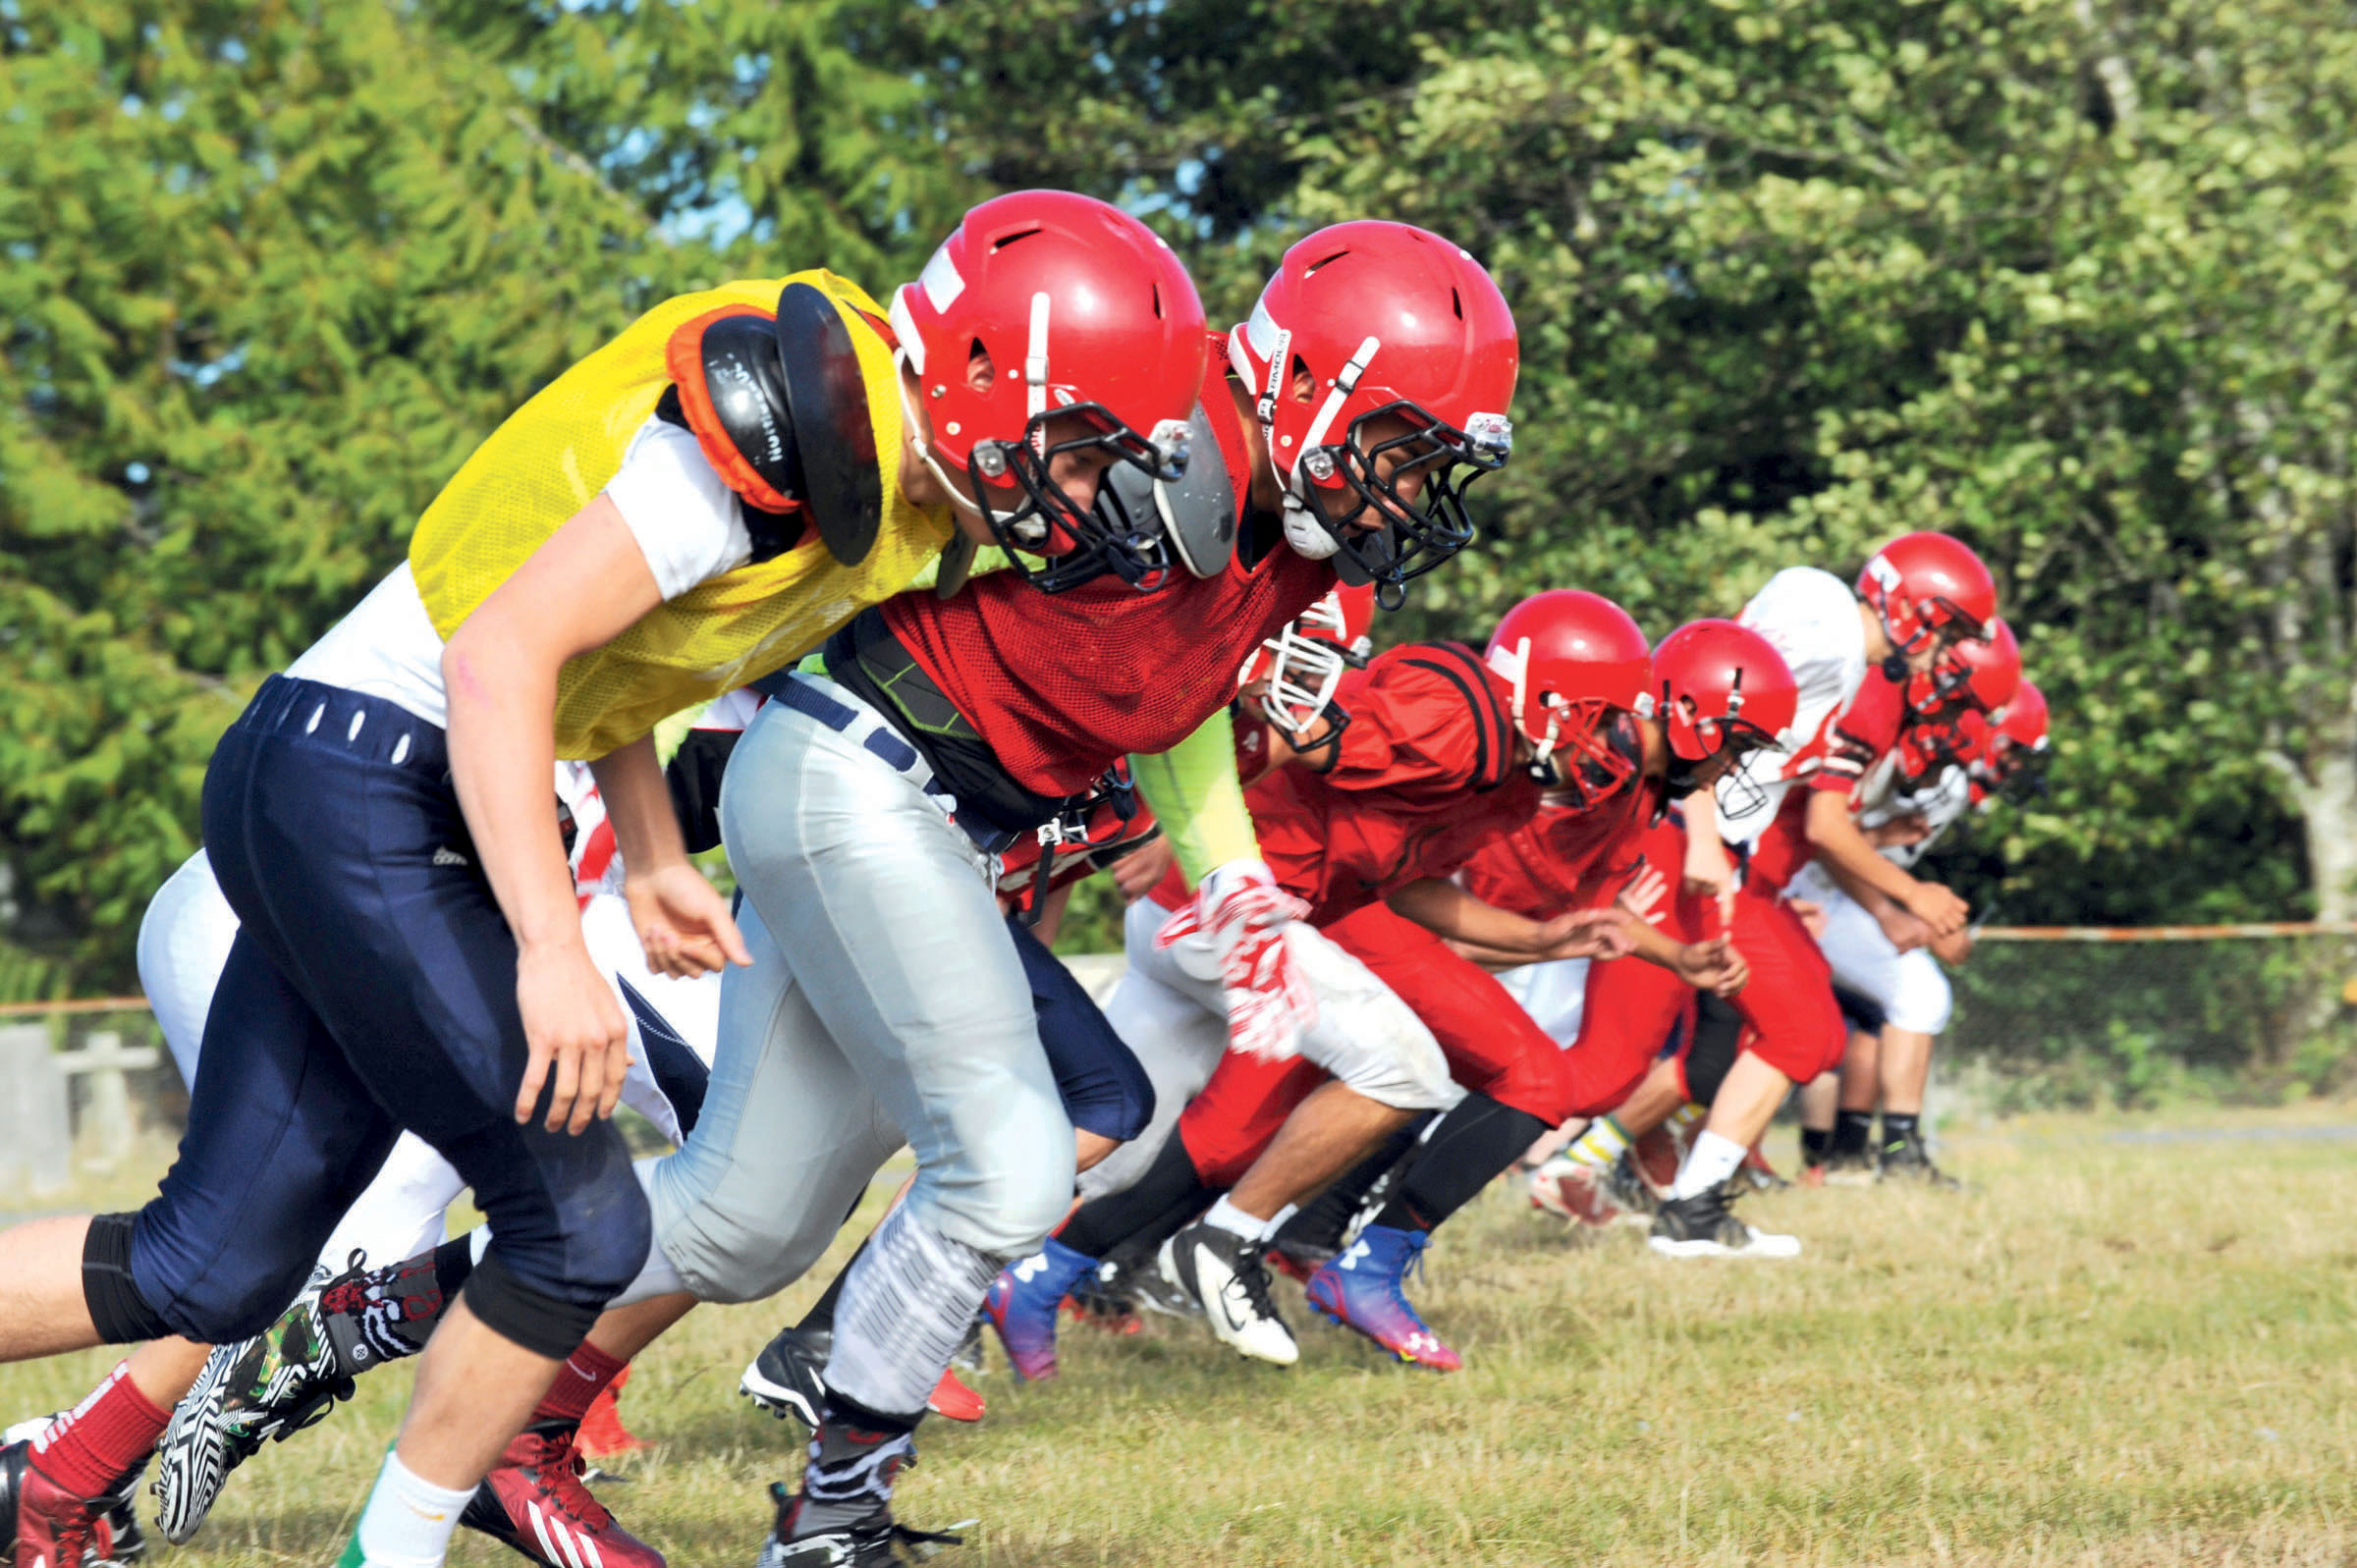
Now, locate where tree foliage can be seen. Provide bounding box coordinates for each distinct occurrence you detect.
[1,0,2350,995]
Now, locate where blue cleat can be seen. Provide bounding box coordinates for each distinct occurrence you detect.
[983,1236,1099,1381]
[1304,1224,1461,1372]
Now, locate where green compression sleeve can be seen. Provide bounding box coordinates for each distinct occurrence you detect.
[1130,708,1261,888]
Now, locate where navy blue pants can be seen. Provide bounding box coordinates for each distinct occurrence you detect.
[1008,915,1154,1144]
[129,677,648,1355]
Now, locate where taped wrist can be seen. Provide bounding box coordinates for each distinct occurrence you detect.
[82,1213,174,1344]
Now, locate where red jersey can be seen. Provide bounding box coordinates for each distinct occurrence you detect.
[1746,668,1907,892]
[1247,642,1543,927]
[1458,774,1664,920]
[881,345,1331,796]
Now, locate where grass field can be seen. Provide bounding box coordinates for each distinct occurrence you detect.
[12,1108,2357,1567]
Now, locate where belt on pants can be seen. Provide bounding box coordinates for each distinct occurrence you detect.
[769,674,1024,858]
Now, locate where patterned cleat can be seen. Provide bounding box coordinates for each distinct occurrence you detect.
[755,1484,967,1568]
[1303,1224,1461,1372]
[154,1250,416,1545]
[1,1438,143,1568]
[1646,1190,1802,1260]
[1161,1222,1297,1367]
[983,1237,1096,1383]
[460,1418,665,1568]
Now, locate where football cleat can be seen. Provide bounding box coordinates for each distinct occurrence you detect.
[0,1420,144,1566]
[1,1438,143,1568]
[1303,1224,1460,1372]
[741,1327,985,1428]
[1818,1150,1879,1188]
[755,1484,967,1568]
[1647,1190,1802,1260]
[983,1238,1096,1383]
[576,1371,649,1461]
[741,1326,831,1430]
[460,1418,665,1568]
[1628,1124,1684,1198]
[1160,1222,1297,1366]
[154,1255,388,1545]
[1527,1158,1625,1227]
[1879,1134,1962,1190]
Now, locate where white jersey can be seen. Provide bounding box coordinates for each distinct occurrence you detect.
[1860,761,1973,872]
[285,418,755,730]
[1715,567,1870,847]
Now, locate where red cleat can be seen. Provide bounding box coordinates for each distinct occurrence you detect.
[461,1420,665,1568]
[1630,1126,1683,1197]
[926,1367,986,1424]
[576,1369,650,1460]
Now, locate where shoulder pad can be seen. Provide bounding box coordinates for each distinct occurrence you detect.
[773,281,886,567]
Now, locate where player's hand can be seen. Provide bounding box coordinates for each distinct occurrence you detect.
[626,861,754,979]
[1865,812,1932,849]
[1901,879,1970,938]
[1619,864,1672,927]
[1157,858,1316,1059]
[1931,927,1975,965]
[1538,907,1637,961]
[1877,905,1935,952]
[515,938,630,1134]
[1110,836,1177,903]
[1786,897,1830,941]
[1682,831,1736,930]
[1674,935,1750,997]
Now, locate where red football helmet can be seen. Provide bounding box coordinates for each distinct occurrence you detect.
[1910,616,2021,719]
[1650,619,1799,804]
[1972,678,2052,798]
[892,190,1207,591]
[1227,221,1517,600]
[1238,584,1377,744]
[1856,531,1998,657]
[1484,590,1652,803]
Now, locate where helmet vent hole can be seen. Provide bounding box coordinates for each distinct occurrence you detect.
[990,226,1044,252]
[1451,287,1463,319]
[1289,353,1315,404]
[1303,248,1350,276]
[1151,281,1163,319]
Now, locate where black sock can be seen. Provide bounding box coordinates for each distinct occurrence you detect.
[1058,1136,1216,1260]
[1879,1111,1920,1152]
[1372,1094,1551,1235]
[1799,1126,1832,1163]
[431,1236,475,1297]
[1831,1109,1875,1159]
[797,1242,861,1335]
[1275,1111,1435,1259]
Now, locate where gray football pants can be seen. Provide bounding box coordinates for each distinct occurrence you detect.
[649,676,1077,1304]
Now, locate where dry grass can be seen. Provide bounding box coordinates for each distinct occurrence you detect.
[13,1109,2357,1567]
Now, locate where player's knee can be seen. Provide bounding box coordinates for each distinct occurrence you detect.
[651,1163,839,1306]
[1338,1031,1459,1113]
[1891,968,1954,1035]
[117,1206,318,1344]
[473,1150,652,1331]
[927,1086,1077,1260]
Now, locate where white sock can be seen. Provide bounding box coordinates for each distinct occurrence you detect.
[1203,1195,1271,1241]
[1669,1131,1749,1201]
[356,1450,474,1568]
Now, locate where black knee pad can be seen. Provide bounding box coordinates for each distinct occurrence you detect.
[464,1251,604,1361]
[83,1213,174,1344]
[1834,984,1888,1036]
[1684,993,1743,1106]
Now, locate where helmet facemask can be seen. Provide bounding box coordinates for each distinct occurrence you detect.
[1533,700,1643,805]
[962,405,1192,593]
[1290,402,1510,608]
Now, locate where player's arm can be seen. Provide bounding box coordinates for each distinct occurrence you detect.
[1387,877,1633,962]
[444,496,662,1132]
[1804,787,1967,936]
[589,735,753,980]
[1128,707,1260,888]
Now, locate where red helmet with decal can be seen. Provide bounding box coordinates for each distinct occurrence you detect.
[891,190,1207,591]
[1910,616,2021,719]
[1650,619,1798,804]
[1227,221,1517,600]
[1972,678,2053,798]
[1857,531,1998,656]
[1484,590,1651,804]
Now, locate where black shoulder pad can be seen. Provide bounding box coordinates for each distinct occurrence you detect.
[773,282,884,567]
